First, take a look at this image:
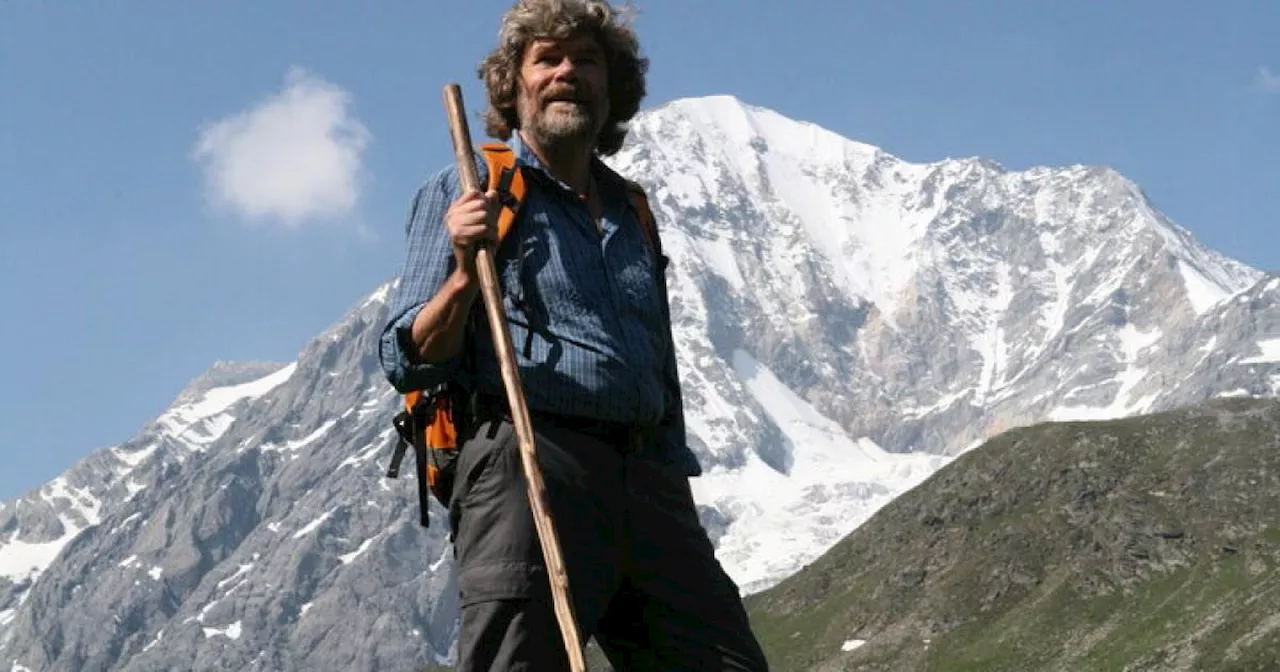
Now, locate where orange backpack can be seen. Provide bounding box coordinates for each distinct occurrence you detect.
[388,142,662,527]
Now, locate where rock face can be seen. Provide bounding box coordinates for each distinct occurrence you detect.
[747,397,1280,672]
[1,95,1277,671]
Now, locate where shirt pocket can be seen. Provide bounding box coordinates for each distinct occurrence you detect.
[617,246,662,324]
[498,245,524,310]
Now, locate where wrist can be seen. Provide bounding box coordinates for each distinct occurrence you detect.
[447,267,480,295]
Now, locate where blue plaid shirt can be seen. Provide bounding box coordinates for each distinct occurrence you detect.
[379,135,701,477]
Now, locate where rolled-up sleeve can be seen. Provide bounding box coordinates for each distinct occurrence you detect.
[379,166,462,393]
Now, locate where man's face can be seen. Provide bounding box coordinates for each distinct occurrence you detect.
[516,33,609,151]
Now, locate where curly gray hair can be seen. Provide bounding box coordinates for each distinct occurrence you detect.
[477,0,648,156]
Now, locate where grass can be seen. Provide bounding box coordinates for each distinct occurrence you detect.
[744,400,1280,671]
[903,553,1274,672]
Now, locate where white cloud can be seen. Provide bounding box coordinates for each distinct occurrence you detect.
[192,67,371,228]
[1255,66,1280,94]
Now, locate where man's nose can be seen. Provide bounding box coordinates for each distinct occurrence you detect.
[550,57,581,81]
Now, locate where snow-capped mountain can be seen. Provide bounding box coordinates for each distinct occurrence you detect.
[2,95,1277,671]
[616,95,1273,590]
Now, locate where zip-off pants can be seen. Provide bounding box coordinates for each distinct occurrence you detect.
[447,411,770,671]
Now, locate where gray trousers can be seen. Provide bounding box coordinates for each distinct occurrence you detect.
[447,413,769,671]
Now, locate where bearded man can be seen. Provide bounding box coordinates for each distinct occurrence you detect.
[379,1,769,669]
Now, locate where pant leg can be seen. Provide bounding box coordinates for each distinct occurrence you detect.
[449,418,628,671]
[595,456,770,672]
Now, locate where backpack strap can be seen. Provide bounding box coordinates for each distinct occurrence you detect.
[484,142,648,257]
[623,179,665,267]
[479,142,527,245]
[389,387,434,528]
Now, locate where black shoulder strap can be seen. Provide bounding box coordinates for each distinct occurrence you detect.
[624,180,663,263]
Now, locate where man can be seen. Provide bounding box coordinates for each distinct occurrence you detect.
[379,1,769,670]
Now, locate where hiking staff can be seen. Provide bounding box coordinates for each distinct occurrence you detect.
[442,82,587,672]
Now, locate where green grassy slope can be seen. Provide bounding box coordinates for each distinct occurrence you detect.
[746,398,1280,672]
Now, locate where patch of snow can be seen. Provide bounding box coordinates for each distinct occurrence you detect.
[1215,389,1252,398]
[157,363,297,446]
[1240,338,1280,365]
[142,629,164,653]
[899,387,969,420]
[111,512,144,535]
[0,523,83,583]
[187,364,296,419]
[690,349,948,591]
[44,476,102,527]
[263,419,337,454]
[338,538,374,565]
[124,479,146,498]
[1039,232,1072,341]
[356,389,396,420]
[339,433,391,469]
[216,563,254,590]
[429,544,451,574]
[696,236,745,291]
[184,414,236,446]
[203,620,243,640]
[114,443,157,468]
[292,508,336,540]
[363,283,392,308]
[629,96,936,327]
[1178,260,1229,315]
[973,262,1013,404]
[1051,323,1162,421]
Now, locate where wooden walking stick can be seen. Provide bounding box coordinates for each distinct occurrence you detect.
[442,83,587,672]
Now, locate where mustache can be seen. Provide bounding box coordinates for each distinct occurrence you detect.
[541,87,592,104]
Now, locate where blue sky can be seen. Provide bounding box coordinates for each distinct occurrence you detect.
[2,0,1277,500]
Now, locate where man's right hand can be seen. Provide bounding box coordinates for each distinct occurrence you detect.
[407,188,499,365]
[447,189,500,278]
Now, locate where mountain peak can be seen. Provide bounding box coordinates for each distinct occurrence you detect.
[173,360,293,406]
[633,94,884,167]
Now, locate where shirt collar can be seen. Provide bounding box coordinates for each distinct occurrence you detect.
[509,132,550,176]
[509,131,626,198]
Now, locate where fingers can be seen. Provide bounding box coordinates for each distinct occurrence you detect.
[447,189,501,262]
[453,189,499,215]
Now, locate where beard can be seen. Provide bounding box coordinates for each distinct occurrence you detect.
[518,88,607,153]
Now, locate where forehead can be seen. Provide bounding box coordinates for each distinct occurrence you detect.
[524,33,603,56]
